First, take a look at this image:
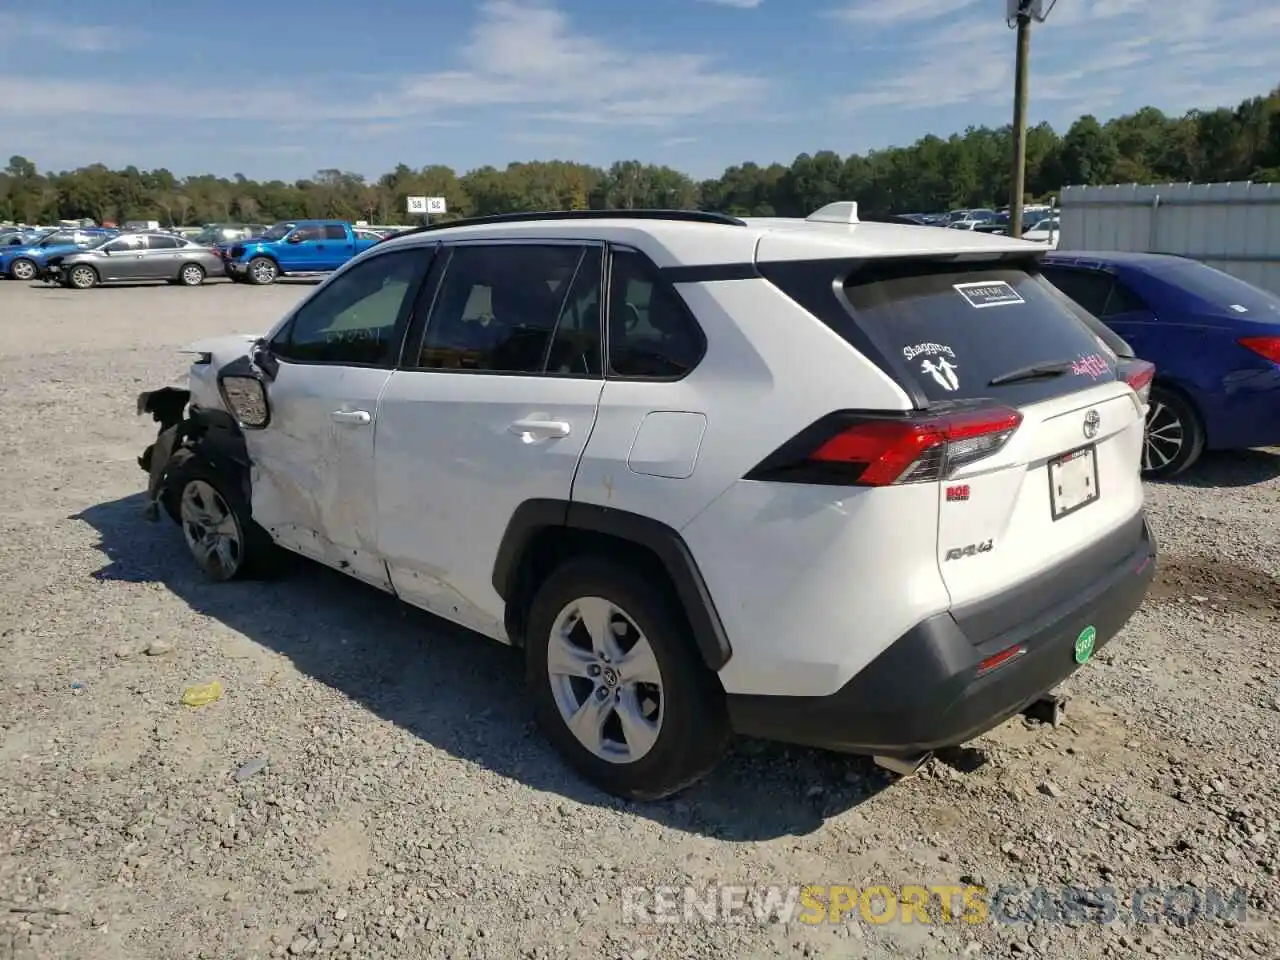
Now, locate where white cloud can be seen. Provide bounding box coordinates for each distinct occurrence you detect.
[833,0,1280,124]
[0,1,766,133]
[828,0,980,26]
[393,1,767,126]
[698,0,763,8]
[0,14,129,52]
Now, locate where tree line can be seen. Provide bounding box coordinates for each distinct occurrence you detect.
[3,86,1277,227]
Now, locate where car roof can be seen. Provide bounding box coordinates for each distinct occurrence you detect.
[1042,250,1188,271]
[376,207,1045,269]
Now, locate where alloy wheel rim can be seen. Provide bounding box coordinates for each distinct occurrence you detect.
[72,267,94,288]
[182,266,202,285]
[1143,400,1185,472]
[547,596,664,764]
[12,260,34,280]
[252,261,275,282]
[179,480,243,579]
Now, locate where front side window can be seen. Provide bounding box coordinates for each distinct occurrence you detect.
[607,248,705,379]
[261,223,293,241]
[290,225,323,243]
[272,249,426,365]
[417,244,598,375]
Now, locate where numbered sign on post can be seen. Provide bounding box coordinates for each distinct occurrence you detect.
[406,196,428,214]
[425,197,447,214]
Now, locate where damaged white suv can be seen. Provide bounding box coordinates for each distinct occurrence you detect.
[136,205,1157,800]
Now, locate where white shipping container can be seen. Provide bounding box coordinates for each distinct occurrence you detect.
[1058,181,1280,296]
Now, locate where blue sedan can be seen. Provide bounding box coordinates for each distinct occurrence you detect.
[1041,252,1280,478]
[0,229,116,281]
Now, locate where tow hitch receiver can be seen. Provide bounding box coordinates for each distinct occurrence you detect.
[873,752,933,777]
[1021,693,1066,727]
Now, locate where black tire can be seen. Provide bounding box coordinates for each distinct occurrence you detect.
[9,258,37,282]
[525,557,730,800]
[246,256,278,285]
[1143,384,1205,479]
[67,264,98,289]
[178,262,206,286]
[162,458,281,581]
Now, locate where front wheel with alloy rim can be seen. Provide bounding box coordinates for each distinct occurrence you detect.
[178,263,205,286]
[166,461,280,581]
[526,558,730,800]
[247,256,279,285]
[1142,385,1205,479]
[9,258,36,281]
[68,265,98,289]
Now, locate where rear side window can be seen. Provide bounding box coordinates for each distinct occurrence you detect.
[841,263,1119,406]
[323,224,348,241]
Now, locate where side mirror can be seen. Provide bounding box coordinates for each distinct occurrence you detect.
[250,337,279,381]
[218,373,271,429]
[286,233,304,244]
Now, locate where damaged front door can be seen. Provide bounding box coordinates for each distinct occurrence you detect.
[245,247,433,588]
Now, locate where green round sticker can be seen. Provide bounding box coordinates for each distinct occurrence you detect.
[1074,625,1097,664]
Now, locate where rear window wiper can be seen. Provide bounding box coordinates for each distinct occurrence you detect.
[988,360,1073,386]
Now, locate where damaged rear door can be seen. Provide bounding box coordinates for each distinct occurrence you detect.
[247,247,434,588]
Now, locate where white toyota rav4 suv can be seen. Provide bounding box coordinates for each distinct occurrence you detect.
[136,204,1158,800]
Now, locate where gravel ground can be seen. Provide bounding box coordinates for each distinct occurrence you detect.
[0,278,1277,960]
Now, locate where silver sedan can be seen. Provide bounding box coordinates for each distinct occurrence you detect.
[49,233,227,289]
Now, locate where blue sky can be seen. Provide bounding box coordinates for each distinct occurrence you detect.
[2,0,1276,182]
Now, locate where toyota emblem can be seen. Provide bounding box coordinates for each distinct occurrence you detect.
[1083,409,1101,439]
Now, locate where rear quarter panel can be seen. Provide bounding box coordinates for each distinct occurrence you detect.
[1109,306,1280,450]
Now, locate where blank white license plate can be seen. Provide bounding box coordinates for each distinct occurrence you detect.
[1049,446,1099,520]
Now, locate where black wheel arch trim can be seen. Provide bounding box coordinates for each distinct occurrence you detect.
[492,499,733,671]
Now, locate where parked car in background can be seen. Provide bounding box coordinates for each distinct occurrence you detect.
[193,224,267,247]
[219,220,380,284]
[1023,217,1060,247]
[1041,252,1280,478]
[0,228,117,281]
[47,232,227,288]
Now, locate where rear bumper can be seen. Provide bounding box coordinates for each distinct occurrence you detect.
[726,513,1157,756]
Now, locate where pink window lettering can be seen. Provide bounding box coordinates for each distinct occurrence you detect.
[1071,353,1110,379]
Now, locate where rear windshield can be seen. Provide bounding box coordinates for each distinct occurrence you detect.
[842,263,1119,406]
[1157,259,1280,320]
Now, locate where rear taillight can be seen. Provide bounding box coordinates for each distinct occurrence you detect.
[745,405,1023,487]
[1119,359,1155,403]
[1239,336,1280,365]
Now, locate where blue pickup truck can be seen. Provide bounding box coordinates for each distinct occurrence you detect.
[220,220,380,284]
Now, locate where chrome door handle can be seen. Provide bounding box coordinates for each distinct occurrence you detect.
[508,418,570,440]
[331,410,372,425]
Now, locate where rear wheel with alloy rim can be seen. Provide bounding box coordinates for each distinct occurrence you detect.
[526,558,729,800]
[179,263,205,286]
[1143,385,1205,479]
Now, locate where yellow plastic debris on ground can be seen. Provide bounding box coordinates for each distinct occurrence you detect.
[180,681,224,707]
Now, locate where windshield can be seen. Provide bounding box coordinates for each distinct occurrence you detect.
[1160,259,1280,319]
[261,223,293,241]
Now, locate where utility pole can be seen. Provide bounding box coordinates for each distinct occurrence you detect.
[1009,8,1031,238]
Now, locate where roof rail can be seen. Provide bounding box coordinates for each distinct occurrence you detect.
[376,208,746,244]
